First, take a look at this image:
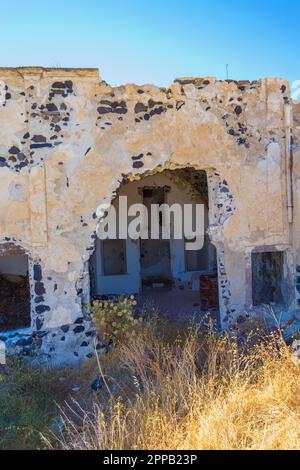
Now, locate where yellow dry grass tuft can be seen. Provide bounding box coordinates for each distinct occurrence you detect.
[51,320,300,450]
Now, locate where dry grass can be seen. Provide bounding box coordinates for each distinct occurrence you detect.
[0,358,64,450]
[49,319,300,450]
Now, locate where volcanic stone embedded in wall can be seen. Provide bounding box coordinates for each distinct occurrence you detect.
[0,318,105,367]
[217,248,233,323]
[0,145,29,172]
[217,179,235,224]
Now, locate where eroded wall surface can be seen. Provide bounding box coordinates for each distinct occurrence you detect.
[0,67,295,365]
[292,100,300,311]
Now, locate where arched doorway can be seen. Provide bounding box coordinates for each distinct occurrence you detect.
[90,167,220,323]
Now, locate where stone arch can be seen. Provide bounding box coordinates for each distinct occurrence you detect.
[83,162,235,326]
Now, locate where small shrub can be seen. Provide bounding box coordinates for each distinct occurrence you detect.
[91,296,142,344]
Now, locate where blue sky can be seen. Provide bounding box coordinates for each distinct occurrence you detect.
[0,0,299,86]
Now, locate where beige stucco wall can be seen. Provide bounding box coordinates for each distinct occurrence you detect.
[291,100,300,309]
[0,67,295,338]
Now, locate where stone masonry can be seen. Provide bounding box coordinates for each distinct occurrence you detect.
[0,67,299,366]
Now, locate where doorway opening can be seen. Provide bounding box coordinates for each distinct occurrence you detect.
[252,251,284,306]
[0,253,31,332]
[90,167,219,321]
[140,186,172,288]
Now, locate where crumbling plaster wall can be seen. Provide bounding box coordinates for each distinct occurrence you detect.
[292,100,300,308]
[0,67,293,364]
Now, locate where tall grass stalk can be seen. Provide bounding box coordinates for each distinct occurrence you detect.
[51,321,300,450]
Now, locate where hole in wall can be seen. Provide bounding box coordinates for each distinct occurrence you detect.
[252,251,284,306]
[0,254,31,332]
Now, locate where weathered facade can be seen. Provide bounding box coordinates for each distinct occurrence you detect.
[0,66,299,366]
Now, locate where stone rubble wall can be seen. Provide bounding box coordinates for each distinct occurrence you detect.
[0,67,295,365]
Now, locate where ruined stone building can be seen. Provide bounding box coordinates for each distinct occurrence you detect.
[0,67,300,365]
